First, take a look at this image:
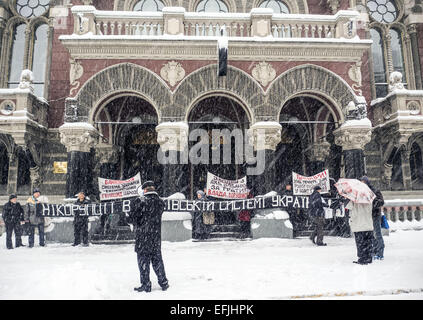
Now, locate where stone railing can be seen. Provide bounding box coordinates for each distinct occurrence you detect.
[382,199,423,231]
[71,6,360,39]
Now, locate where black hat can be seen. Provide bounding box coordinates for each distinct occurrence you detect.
[33,188,41,194]
[9,194,17,200]
[313,185,322,191]
[78,190,86,195]
[142,181,155,189]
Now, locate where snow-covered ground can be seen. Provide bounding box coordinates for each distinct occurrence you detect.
[0,231,422,300]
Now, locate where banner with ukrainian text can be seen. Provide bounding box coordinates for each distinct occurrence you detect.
[293,170,330,195]
[98,173,142,201]
[206,172,249,199]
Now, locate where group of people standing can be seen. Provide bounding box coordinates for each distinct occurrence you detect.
[2,188,46,249]
[307,175,385,265]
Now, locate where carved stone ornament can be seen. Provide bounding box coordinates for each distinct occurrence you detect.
[160,61,186,87]
[18,70,34,93]
[327,0,340,14]
[59,123,99,153]
[247,122,282,151]
[382,162,393,186]
[252,62,276,87]
[167,18,181,35]
[256,20,269,37]
[407,101,421,115]
[30,166,42,189]
[333,121,372,150]
[70,58,84,95]
[156,122,189,152]
[388,71,405,92]
[348,61,362,96]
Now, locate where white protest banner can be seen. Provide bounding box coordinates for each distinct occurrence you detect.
[292,169,330,195]
[98,173,142,201]
[206,172,249,199]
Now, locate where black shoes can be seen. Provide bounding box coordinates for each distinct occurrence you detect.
[316,243,327,246]
[353,260,372,265]
[161,283,170,291]
[134,285,152,293]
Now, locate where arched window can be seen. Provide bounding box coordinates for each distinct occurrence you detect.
[390,28,405,76]
[196,0,229,13]
[370,28,388,97]
[259,0,290,14]
[367,0,398,24]
[133,0,165,11]
[8,24,26,89]
[32,24,49,97]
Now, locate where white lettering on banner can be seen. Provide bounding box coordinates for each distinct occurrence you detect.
[293,170,331,195]
[122,200,131,213]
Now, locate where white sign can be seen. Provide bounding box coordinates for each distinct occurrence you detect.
[293,170,330,195]
[98,173,142,201]
[206,172,249,199]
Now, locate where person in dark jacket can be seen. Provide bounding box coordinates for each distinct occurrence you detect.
[2,194,25,249]
[25,188,45,247]
[128,181,169,293]
[73,191,91,247]
[238,191,253,239]
[280,183,299,236]
[360,176,385,260]
[308,186,329,246]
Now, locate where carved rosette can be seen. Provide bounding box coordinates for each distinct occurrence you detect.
[333,120,372,150]
[160,61,186,87]
[156,122,189,152]
[306,141,331,162]
[59,122,99,153]
[252,62,276,87]
[247,122,282,151]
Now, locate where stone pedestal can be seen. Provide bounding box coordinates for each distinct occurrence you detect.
[156,122,189,197]
[247,122,282,194]
[334,119,372,179]
[59,122,98,198]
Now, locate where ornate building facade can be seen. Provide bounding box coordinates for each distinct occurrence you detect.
[0,0,422,200]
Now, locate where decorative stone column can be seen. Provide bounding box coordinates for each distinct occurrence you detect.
[306,140,331,174]
[247,122,282,195]
[334,118,372,179]
[407,24,422,90]
[7,151,18,194]
[156,122,189,197]
[59,122,98,198]
[399,146,412,190]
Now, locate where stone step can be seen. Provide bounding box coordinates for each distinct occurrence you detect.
[208,232,242,239]
[210,224,241,233]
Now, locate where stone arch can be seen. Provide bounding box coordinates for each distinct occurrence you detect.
[116,0,174,11]
[247,0,308,14]
[267,64,358,123]
[183,0,240,12]
[172,64,263,122]
[75,63,171,123]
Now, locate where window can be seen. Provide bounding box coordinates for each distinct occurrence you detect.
[32,24,49,97]
[8,24,26,90]
[133,0,165,12]
[370,28,388,97]
[367,0,398,23]
[390,29,405,76]
[259,0,290,14]
[196,0,229,13]
[16,0,50,19]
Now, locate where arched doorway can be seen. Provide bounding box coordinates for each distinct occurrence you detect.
[187,95,250,223]
[94,95,162,192]
[410,142,423,190]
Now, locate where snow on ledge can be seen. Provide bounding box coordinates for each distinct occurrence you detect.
[340,117,372,128]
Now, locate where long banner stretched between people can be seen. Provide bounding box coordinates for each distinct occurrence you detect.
[36,194,310,217]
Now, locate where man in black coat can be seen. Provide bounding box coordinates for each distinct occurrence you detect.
[308,186,329,246]
[72,191,91,247]
[128,181,169,293]
[2,194,25,249]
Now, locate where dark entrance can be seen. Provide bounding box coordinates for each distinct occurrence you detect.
[188,96,250,236]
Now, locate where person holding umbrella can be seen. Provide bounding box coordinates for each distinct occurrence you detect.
[335,179,376,265]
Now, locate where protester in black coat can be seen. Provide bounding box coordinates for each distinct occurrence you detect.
[73,191,91,247]
[360,176,385,260]
[128,181,169,293]
[192,190,208,240]
[308,186,329,246]
[280,183,299,236]
[2,194,24,249]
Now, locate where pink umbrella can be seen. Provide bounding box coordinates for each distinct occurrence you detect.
[334,178,376,204]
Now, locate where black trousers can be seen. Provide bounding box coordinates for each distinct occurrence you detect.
[5,222,23,249]
[354,231,373,264]
[74,219,89,245]
[240,221,251,238]
[28,223,45,247]
[310,216,325,244]
[137,250,168,288]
